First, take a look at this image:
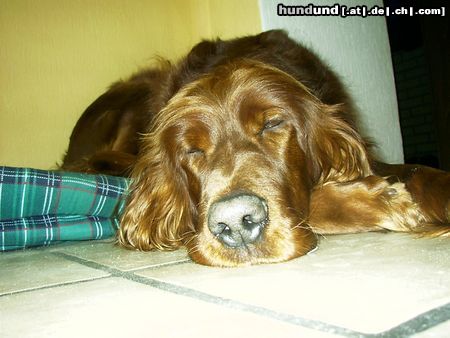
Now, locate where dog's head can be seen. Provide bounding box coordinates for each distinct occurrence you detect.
[119,60,370,266]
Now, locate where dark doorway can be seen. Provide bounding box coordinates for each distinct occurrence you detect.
[385,0,449,170]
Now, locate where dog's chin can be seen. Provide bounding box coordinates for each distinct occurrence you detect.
[185,227,318,267]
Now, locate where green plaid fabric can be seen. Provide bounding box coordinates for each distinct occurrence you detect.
[0,166,130,251]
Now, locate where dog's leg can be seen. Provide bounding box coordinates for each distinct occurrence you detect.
[373,163,450,224]
[309,175,450,236]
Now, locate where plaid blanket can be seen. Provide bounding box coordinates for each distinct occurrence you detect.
[0,166,130,251]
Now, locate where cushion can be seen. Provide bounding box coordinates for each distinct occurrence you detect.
[0,166,130,251]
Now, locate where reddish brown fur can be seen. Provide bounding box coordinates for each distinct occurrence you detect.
[62,30,450,267]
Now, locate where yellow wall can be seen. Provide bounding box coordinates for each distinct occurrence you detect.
[0,0,261,169]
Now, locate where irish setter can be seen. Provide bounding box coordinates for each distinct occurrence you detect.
[62,30,450,266]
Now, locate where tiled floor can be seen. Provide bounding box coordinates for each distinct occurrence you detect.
[1,233,449,337]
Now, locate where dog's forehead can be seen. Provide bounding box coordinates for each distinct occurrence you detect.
[158,60,314,139]
[171,96,275,135]
[176,65,297,117]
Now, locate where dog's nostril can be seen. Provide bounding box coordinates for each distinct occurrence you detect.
[216,222,230,233]
[243,215,252,223]
[242,214,257,228]
[221,225,232,237]
[208,193,268,248]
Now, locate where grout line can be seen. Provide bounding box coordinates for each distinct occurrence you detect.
[374,302,450,337]
[49,252,363,337]
[127,259,192,272]
[128,273,360,337]
[131,277,450,338]
[0,275,111,297]
[7,251,450,338]
[51,252,450,337]
[50,252,191,277]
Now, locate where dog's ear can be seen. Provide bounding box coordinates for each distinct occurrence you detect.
[302,102,372,183]
[118,134,195,251]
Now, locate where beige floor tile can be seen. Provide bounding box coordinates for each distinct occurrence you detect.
[0,249,108,295]
[51,240,189,271]
[136,233,450,334]
[0,277,338,338]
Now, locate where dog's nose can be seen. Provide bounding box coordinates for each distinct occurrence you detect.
[208,193,268,247]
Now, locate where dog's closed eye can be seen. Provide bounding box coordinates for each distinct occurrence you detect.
[263,119,284,131]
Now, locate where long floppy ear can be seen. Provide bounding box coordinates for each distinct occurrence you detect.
[118,135,195,251]
[304,102,372,183]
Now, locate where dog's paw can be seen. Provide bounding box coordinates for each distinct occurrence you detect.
[376,179,425,232]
